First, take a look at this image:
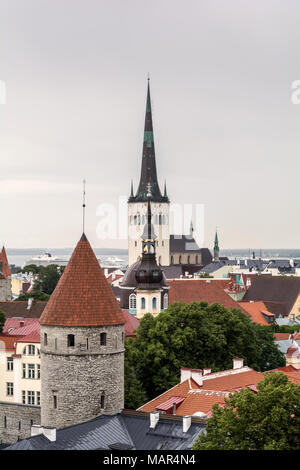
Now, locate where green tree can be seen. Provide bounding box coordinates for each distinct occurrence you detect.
[33,264,64,295]
[18,264,41,275]
[15,291,50,302]
[192,372,300,450]
[0,308,6,333]
[127,302,285,401]
[124,338,145,409]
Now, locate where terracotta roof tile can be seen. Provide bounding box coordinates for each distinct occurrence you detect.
[176,392,227,416]
[138,379,201,413]
[201,370,265,392]
[274,333,291,341]
[122,309,140,337]
[0,334,21,351]
[238,301,273,326]
[0,246,11,278]
[167,280,250,316]
[40,234,125,327]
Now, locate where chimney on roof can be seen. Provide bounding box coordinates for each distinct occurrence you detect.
[182,416,191,433]
[233,358,244,370]
[180,368,203,386]
[31,425,56,442]
[19,320,24,328]
[172,402,176,415]
[27,298,33,310]
[150,411,159,429]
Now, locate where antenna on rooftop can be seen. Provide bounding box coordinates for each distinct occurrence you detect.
[82,178,86,233]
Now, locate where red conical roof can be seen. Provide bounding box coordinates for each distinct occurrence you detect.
[0,246,11,278]
[40,233,125,327]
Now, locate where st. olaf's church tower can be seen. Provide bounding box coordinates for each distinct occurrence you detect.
[128,79,170,267]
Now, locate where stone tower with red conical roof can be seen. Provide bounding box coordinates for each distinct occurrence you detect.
[40,233,125,429]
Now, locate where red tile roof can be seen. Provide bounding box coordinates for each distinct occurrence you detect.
[176,391,227,416]
[138,378,201,413]
[0,334,20,351]
[238,301,273,326]
[0,246,11,278]
[167,280,250,316]
[122,309,140,337]
[40,234,125,327]
[274,333,291,341]
[3,318,40,336]
[201,369,265,392]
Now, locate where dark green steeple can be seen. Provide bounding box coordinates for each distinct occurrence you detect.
[129,79,169,203]
[214,230,220,260]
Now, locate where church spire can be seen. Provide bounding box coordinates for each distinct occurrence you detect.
[129,79,168,203]
[214,229,220,261]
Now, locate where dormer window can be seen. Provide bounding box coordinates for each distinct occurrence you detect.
[67,334,75,347]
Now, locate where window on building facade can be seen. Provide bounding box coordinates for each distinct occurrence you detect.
[55,338,58,350]
[129,293,137,309]
[7,357,13,371]
[100,332,107,346]
[187,256,190,264]
[4,416,6,428]
[164,294,168,310]
[171,256,174,265]
[37,364,40,379]
[22,364,26,379]
[27,391,35,405]
[152,297,157,310]
[67,334,75,347]
[22,391,26,404]
[37,391,40,406]
[86,338,89,350]
[122,332,124,344]
[141,297,146,309]
[53,394,57,409]
[28,364,35,379]
[7,382,13,396]
[28,344,35,355]
[44,333,48,346]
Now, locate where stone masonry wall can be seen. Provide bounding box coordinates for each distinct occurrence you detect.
[0,402,41,445]
[41,324,124,429]
[0,278,12,301]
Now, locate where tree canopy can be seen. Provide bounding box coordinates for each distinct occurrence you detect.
[125,302,285,402]
[192,372,300,450]
[0,308,6,333]
[15,291,50,302]
[32,264,65,295]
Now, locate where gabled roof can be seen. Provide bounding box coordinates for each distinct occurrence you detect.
[167,279,250,317]
[40,233,125,327]
[243,276,300,317]
[238,301,274,326]
[0,301,47,319]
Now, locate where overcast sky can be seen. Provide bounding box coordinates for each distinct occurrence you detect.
[0,0,299,250]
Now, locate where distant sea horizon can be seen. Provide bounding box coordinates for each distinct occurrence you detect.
[5,248,300,269]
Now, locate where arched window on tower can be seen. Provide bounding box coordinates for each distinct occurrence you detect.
[129,293,137,309]
[164,294,168,310]
[159,214,162,225]
[141,297,146,309]
[171,256,174,265]
[187,256,190,264]
[152,298,157,310]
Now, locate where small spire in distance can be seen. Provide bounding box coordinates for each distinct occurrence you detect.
[130,180,134,198]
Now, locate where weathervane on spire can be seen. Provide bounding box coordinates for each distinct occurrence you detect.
[82,179,86,233]
[147,72,150,81]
